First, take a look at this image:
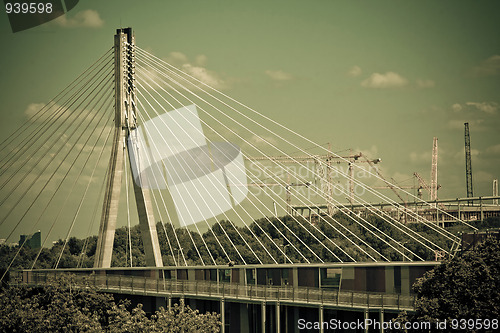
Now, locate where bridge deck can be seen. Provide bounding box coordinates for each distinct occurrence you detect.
[19,270,415,312]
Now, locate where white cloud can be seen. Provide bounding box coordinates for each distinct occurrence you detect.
[24,102,47,118]
[162,52,227,89]
[486,144,500,154]
[52,10,104,28]
[347,65,362,77]
[410,151,429,163]
[355,145,379,160]
[471,55,500,77]
[470,148,480,157]
[24,101,72,122]
[182,64,226,89]
[416,79,435,88]
[474,170,493,183]
[451,103,463,112]
[265,70,294,81]
[448,119,484,130]
[248,134,277,146]
[465,102,498,114]
[195,55,208,66]
[165,52,189,66]
[361,72,408,88]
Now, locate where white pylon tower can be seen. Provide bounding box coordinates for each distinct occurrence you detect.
[94,28,163,268]
[430,137,438,202]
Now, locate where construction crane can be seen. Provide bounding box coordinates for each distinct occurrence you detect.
[361,155,410,223]
[430,137,438,201]
[245,180,312,214]
[413,172,440,200]
[363,155,406,204]
[464,122,473,205]
[245,148,374,213]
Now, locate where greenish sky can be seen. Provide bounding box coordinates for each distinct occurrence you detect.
[1,1,499,244]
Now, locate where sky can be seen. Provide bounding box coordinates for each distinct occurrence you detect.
[0,0,499,243]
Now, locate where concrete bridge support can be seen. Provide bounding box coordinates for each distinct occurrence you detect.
[94,27,163,268]
[261,302,266,333]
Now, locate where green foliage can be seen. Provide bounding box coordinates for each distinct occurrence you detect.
[152,300,221,333]
[107,300,221,333]
[0,274,113,332]
[0,274,221,333]
[2,213,495,271]
[396,236,500,328]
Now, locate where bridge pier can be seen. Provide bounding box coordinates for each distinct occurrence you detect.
[276,302,280,333]
[261,302,266,333]
[319,305,324,333]
[380,309,385,333]
[94,27,163,268]
[220,299,225,333]
[364,309,369,333]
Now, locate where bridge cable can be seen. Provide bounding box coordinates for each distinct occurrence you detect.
[135,64,307,264]
[0,64,114,227]
[135,55,357,262]
[134,97,213,266]
[135,46,468,238]
[77,166,110,268]
[138,47,450,260]
[0,50,114,181]
[27,82,113,268]
[0,55,113,197]
[1,68,114,243]
[135,49,384,262]
[52,106,114,269]
[2,76,113,279]
[0,48,113,167]
[134,56,326,264]
[155,51,472,232]
[133,52,382,262]
[135,81,251,265]
[123,133,134,267]
[135,46,456,260]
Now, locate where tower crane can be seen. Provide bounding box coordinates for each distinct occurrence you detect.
[464,123,473,205]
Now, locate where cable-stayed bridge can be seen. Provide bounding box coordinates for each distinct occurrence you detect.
[0,28,484,332]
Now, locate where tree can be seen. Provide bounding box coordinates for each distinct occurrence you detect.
[0,274,111,332]
[107,299,221,333]
[398,236,500,328]
[153,300,221,333]
[0,273,221,332]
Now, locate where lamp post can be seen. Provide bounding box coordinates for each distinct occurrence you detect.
[283,244,290,264]
[401,241,408,262]
[176,248,183,267]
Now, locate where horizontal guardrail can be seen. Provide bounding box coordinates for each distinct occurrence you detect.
[19,271,415,311]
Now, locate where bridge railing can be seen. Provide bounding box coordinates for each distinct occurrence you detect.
[20,271,415,311]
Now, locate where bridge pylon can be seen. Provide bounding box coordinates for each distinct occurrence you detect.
[94,28,163,268]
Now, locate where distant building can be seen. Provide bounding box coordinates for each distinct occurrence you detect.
[461,230,500,253]
[19,231,41,249]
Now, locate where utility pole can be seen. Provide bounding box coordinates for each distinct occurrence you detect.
[94,28,163,268]
[464,123,473,206]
